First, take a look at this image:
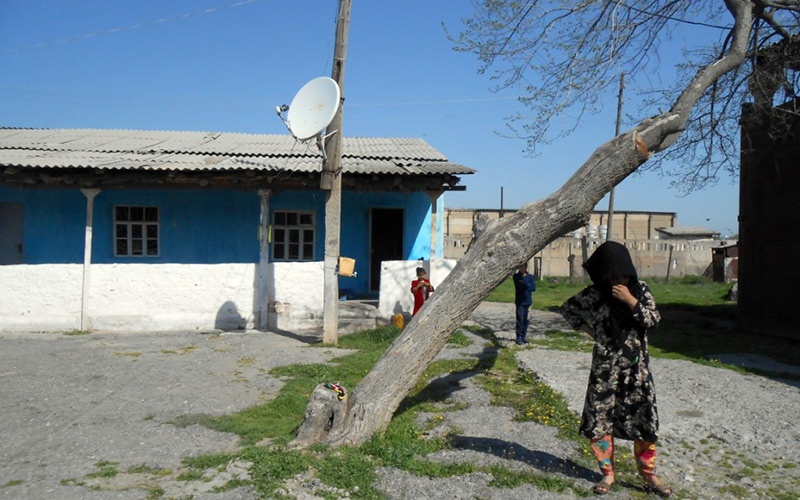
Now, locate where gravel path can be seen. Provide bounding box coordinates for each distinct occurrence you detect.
[2,303,799,499]
[0,329,351,500]
[379,303,800,499]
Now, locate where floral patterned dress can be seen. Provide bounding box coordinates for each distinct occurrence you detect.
[560,281,661,442]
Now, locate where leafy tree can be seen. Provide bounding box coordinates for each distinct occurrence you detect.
[292,0,798,448]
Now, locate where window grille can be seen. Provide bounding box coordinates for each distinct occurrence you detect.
[114,205,159,257]
[273,211,315,261]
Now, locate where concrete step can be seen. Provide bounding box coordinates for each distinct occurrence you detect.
[338,300,380,334]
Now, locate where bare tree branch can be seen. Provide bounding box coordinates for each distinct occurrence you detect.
[450,0,800,191]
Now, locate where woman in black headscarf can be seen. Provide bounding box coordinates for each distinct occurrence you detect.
[560,241,672,496]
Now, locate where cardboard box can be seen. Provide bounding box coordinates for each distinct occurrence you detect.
[338,257,356,277]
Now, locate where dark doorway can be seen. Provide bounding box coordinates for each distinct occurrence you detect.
[370,208,404,292]
[0,202,24,264]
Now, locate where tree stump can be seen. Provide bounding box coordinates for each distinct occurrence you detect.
[290,383,349,449]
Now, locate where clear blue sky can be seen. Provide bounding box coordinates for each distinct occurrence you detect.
[0,1,740,236]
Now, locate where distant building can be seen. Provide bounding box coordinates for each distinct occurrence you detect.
[442,207,736,280]
[655,226,720,240]
[443,208,677,260]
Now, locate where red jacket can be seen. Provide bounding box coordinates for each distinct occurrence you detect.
[411,278,434,315]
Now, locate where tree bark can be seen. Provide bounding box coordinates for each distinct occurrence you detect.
[290,0,753,449]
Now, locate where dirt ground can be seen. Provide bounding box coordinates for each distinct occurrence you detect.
[2,304,800,499]
[0,328,350,500]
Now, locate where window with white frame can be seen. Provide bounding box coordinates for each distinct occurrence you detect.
[272,210,315,261]
[114,205,160,257]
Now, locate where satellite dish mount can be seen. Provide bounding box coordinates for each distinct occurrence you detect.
[276,76,341,159]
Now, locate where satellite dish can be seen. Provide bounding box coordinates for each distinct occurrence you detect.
[285,77,341,141]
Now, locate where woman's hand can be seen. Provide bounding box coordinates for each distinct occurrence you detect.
[611,284,638,309]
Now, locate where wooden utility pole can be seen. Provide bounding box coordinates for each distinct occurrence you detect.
[321,0,351,345]
[606,73,624,241]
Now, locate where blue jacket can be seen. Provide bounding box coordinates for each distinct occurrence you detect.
[513,271,537,306]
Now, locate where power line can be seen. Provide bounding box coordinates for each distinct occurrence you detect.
[1,0,261,54]
[620,2,730,31]
[348,95,522,107]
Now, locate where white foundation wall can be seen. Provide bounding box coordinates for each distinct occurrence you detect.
[0,263,259,332]
[1,264,84,331]
[378,259,456,320]
[2,260,441,333]
[267,261,325,332]
[89,264,258,331]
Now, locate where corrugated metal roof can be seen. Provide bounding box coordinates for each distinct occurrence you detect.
[656,226,720,236]
[0,128,474,176]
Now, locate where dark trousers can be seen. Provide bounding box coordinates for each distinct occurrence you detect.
[515,304,530,342]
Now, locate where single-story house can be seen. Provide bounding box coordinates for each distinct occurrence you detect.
[0,127,473,333]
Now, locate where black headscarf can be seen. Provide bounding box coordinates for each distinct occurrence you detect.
[583,241,644,344]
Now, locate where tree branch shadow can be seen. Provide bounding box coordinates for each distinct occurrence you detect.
[448,435,596,482]
[396,341,501,415]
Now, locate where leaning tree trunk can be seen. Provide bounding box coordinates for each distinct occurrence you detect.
[290,0,753,449]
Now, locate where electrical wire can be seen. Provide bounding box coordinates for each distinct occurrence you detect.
[1,0,262,54]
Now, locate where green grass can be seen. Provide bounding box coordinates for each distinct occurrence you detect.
[85,460,119,479]
[159,325,596,497]
[487,276,585,310]
[489,274,800,368]
[78,278,800,498]
[477,346,583,442]
[488,274,734,312]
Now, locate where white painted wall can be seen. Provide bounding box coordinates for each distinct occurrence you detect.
[378,259,456,320]
[90,264,258,331]
[267,261,324,332]
[0,264,258,332]
[1,264,84,331]
[0,259,454,333]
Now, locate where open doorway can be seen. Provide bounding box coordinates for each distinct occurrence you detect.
[0,202,24,264]
[369,208,403,293]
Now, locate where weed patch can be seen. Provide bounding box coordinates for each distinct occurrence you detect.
[64,329,90,336]
[113,351,142,358]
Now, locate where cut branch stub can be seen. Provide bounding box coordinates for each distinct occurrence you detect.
[289,383,350,449]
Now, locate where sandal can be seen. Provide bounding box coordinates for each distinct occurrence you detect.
[644,476,673,497]
[592,477,615,495]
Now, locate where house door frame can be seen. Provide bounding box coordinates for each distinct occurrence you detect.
[0,202,24,264]
[369,207,404,293]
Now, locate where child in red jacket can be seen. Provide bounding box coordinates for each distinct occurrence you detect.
[410,267,434,315]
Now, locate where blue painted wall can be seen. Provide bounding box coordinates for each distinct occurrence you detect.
[91,189,260,263]
[337,190,437,262]
[1,186,442,295]
[273,190,439,295]
[0,187,260,264]
[0,186,85,263]
[268,190,327,262]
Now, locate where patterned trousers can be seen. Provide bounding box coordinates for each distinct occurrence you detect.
[590,435,658,479]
